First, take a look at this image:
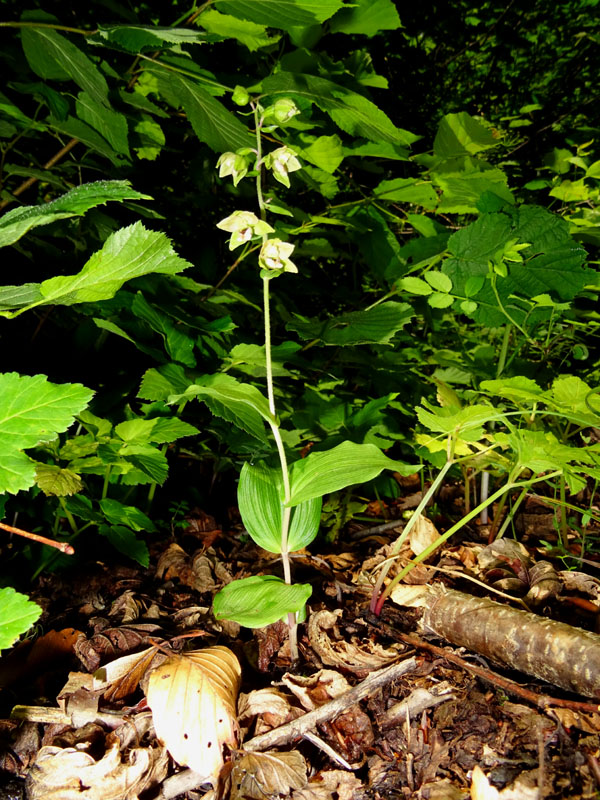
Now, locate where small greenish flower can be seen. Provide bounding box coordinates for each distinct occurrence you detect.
[216,210,274,250]
[263,98,300,125]
[259,238,297,273]
[216,151,251,186]
[264,146,301,188]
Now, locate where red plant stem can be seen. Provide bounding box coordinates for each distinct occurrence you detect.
[0,521,74,554]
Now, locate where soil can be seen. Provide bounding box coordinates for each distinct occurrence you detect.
[2,489,600,800]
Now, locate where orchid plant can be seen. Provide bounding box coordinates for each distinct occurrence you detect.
[210,95,415,662]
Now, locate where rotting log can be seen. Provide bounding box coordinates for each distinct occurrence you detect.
[391,584,600,699]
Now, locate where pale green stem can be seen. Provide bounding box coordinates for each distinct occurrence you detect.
[375,469,562,613]
[495,486,528,539]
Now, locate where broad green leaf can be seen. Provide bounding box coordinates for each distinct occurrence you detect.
[398,277,432,296]
[300,135,344,174]
[416,403,503,442]
[343,141,409,160]
[425,271,452,292]
[138,364,191,402]
[99,498,156,532]
[131,292,196,367]
[171,373,273,442]
[352,207,404,283]
[0,373,93,494]
[330,0,402,36]
[132,117,166,161]
[213,575,311,628]
[374,178,437,209]
[0,181,150,248]
[0,587,42,651]
[99,525,150,567]
[433,112,499,159]
[550,376,600,426]
[262,72,417,146]
[93,25,209,52]
[198,9,279,50]
[480,376,545,405]
[287,301,413,346]
[76,92,130,157]
[34,463,83,496]
[114,417,198,444]
[119,444,169,485]
[215,0,345,29]
[238,461,321,553]
[21,26,109,107]
[427,292,454,308]
[48,114,126,167]
[288,441,417,506]
[2,223,192,314]
[433,168,514,214]
[150,68,253,152]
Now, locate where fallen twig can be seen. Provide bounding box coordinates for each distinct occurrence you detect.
[0,521,74,553]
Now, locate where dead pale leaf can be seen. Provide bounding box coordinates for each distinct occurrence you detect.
[471,766,500,800]
[308,609,404,672]
[93,646,165,701]
[551,707,600,733]
[238,688,294,735]
[292,769,363,800]
[25,735,168,800]
[409,514,440,556]
[282,669,350,711]
[146,646,241,782]
[156,543,219,592]
[230,751,307,799]
[75,623,162,672]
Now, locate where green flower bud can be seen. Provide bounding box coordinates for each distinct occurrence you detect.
[216,151,251,186]
[263,98,300,125]
[232,85,250,106]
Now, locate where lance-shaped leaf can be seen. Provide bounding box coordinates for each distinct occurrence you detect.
[0,372,93,494]
[0,181,150,248]
[21,26,109,107]
[288,441,418,506]
[238,461,321,553]
[262,72,417,145]
[0,587,43,651]
[215,0,345,28]
[0,223,192,316]
[92,25,209,52]
[170,374,273,442]
[147,646,241,782]
[213,575,312,628]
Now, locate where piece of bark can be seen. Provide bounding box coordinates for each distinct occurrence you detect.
[392,584,600,699]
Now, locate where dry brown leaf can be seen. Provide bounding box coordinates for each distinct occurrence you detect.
[409,513,440,556]
[146,646,241,782]
[308,609,404,672]
[229,751,307,799]
[291,769,363,800]
[25,734,168,800]
[238,688,294,735]
[551,707,600,733]
[282,669,350,711]
[93,646,164,701]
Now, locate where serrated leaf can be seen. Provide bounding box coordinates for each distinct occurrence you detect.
[417,403,502,442]
[119,444,169,485]
[34,463,83,496]
[138,363,190,402]
[146,646,240,781]
[99,498,156,532]
[21,26,109,107]
[0,181,150,248]
[262,72,417,146]
[330,0,401,36]
[48,114,126,166]
[480,376,545,404]
[198,9,280,50]
[171,373,273,442]
[150,67,253,152]
[300,134,344,173]
[238,461,321,553]
[93,25,209,52]
[76,91,130,157]
[287,301,413,346]
[0,373,93,494]
[375,177,437,208]
[215,0,344,29]
[1,223,192,315]
[288,441,417,506]
[99,524,150,566]
[0,587,43,651]
[213,575,312,627]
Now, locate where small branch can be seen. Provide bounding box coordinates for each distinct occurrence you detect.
[0,521,74,554]
[0,21,96,35]
[0,137,79,211]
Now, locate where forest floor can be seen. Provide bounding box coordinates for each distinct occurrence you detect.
[2,479,600,800]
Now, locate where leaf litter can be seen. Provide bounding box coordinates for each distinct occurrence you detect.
[3,492,600,799]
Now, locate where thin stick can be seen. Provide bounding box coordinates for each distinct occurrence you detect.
[0,521,74,554]
[0,138,79,211]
